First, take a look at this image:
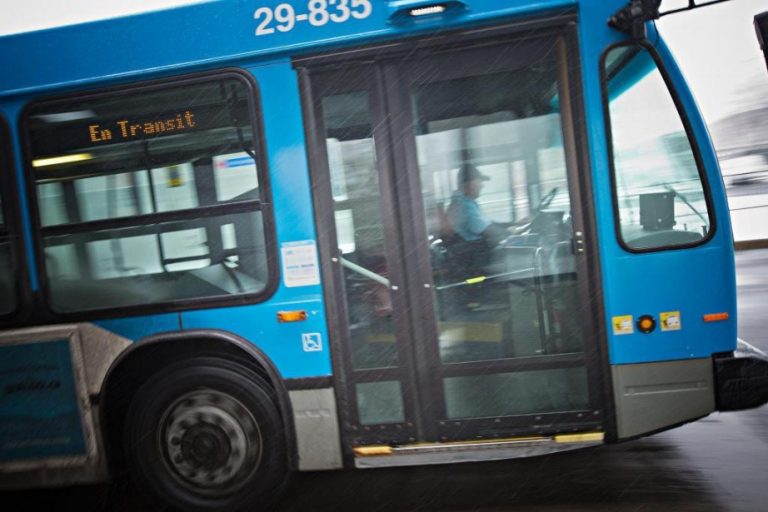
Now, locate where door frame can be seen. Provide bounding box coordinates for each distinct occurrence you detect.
[297,64,424,447]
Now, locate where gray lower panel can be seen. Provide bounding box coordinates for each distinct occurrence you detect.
[612,358,715,439]
[290,388,343,471]
[0,323,130,488]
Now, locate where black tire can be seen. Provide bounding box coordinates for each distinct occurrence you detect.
[123,357,289,512]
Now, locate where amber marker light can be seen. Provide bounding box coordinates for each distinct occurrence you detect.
[703,312,730,322]
[277,310,308,323]
[354,445,393,456]
[637,315,656,334]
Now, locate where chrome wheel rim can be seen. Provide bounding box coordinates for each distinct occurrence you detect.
[161,389,262,492]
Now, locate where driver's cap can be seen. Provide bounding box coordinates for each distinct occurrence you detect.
[459,164,490,183]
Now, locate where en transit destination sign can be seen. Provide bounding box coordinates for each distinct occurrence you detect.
[87,110,197,143]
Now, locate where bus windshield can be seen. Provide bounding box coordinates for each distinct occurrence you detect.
[604,44,712,250]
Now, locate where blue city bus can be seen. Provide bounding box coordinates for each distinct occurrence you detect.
[1,0,767,510]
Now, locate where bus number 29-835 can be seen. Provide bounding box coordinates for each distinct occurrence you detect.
[254,0,373,36]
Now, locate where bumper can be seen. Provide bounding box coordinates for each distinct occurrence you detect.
[714,340,768,412]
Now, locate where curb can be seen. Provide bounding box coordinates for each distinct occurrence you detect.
[734,240,768,251]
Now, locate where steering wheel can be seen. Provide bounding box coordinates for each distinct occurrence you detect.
[506,187,561,235]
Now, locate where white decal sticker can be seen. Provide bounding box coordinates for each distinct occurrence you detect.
[282,240,321,287]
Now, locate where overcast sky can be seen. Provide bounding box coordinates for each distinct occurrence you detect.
[0,0,205,35]
[656,0,768,123]
[0,0,766,123]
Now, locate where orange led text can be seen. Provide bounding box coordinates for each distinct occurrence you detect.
[88,110,197,143]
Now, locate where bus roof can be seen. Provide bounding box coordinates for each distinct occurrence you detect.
[0,0,593,99]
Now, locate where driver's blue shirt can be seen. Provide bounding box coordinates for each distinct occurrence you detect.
[446,191,491,241]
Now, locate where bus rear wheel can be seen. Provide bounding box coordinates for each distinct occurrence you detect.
[123,357,289,512]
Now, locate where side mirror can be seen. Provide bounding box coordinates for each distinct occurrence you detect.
[756,11,768,72]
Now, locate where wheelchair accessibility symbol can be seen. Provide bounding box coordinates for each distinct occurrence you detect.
[302,333,323,352]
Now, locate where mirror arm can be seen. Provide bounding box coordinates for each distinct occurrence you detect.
[756,12,768,73]
[609,0,735,40]
[608,0,661,40]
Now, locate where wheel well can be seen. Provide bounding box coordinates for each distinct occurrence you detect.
[100,334,297,473]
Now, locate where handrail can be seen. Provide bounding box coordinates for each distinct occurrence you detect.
[339,257,390,287]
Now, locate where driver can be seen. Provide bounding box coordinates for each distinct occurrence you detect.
[446,164,511,247]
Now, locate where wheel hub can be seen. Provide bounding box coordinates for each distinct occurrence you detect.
[181,423,231,470]
[163,391,260,489]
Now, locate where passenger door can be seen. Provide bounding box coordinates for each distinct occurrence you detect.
[301,26,605,446]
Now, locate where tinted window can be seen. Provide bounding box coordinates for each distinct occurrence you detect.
[26,75,270,313]
[0,119,17,315]
[604,45,712,251]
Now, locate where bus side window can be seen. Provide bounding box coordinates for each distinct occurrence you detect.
[25,73,272,313]
[603,44,713,251]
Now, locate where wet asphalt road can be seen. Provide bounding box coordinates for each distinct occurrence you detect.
[6,249,768,512]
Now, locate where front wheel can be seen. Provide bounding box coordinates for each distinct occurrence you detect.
[123,357,289,512]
